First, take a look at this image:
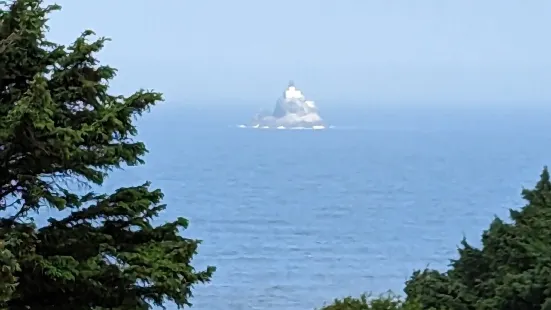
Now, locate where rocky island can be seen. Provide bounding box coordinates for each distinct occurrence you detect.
[249,81,325,129]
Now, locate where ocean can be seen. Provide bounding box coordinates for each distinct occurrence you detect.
[102,102,551,310]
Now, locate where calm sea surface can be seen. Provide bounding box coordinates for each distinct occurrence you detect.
[100,102,551,310]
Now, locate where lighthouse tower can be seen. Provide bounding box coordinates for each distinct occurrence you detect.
[284,80,304,100]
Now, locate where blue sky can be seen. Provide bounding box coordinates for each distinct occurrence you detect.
[45,0,550,104]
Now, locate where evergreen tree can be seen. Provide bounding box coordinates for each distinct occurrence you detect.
[317,293,424,310]
[0,0,214,309]
[404,167,551,310]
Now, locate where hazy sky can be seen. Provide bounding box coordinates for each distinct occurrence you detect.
[45,0,550,104]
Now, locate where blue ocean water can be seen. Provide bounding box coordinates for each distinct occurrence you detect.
[103,102,551,310]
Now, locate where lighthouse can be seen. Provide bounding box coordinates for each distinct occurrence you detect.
[284,81,305,100]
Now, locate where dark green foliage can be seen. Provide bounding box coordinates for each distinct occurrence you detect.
[320,168,551,310]
[0,238,19,304]
[0,0,214,309]
[404,167,551,310]
[318,292,424,310]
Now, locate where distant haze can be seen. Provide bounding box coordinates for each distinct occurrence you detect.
[46,0,550,104]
